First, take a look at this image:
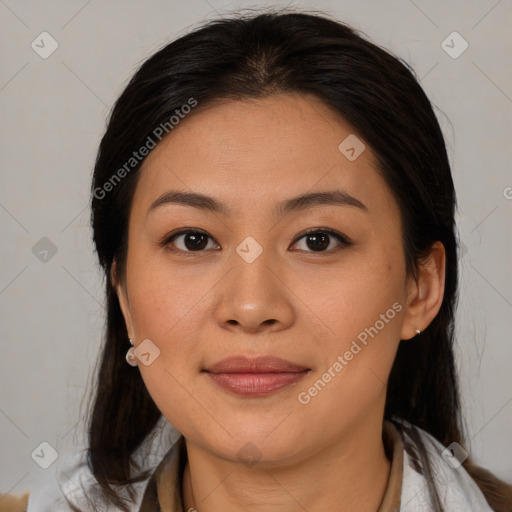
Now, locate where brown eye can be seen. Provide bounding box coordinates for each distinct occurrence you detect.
[291,229,351,253]
[164,230,220,252]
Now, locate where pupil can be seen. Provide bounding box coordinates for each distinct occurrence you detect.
[307,233,329,251]
[185,233,207,250]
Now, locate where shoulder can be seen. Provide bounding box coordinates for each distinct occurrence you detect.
[396,420,494,512]
[26,418,180,512]
[26,448,141,512]
[25,448,87,511]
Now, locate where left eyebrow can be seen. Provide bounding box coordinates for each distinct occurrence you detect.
[147,189,367,217]
[274,190,367,217]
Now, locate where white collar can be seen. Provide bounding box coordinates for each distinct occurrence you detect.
[398,422,493,511]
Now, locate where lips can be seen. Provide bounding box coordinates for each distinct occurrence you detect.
[203,356,310,397]
[204,355,309,374]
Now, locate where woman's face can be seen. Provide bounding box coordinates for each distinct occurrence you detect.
[117,93,425,464]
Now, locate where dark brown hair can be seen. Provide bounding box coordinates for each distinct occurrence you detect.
[78,8,512,511]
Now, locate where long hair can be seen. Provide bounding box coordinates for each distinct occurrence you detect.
[83,9,511,511]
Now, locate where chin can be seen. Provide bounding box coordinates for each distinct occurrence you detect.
[196,424,307,467]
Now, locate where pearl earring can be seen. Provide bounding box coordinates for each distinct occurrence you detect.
[126,338,138,367]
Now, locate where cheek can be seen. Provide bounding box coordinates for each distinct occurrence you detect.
[125,259,213,435]
[297,256,405,401]
[126,252,210,340]
[297,253,405,344]
[294,284,403,436]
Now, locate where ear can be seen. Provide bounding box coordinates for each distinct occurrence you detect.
[111,259,135,340]
[400,241,446,340]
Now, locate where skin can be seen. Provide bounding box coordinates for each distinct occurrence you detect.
[115,93,445,512]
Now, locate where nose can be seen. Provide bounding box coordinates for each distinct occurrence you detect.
[214,248,295,335]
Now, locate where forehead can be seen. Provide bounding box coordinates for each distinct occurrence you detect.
[131,93,397,220]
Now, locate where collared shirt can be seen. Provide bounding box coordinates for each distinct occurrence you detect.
[137,420,403,512]
[27,419,494,512]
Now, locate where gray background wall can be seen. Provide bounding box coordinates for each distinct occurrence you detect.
[1,0,511,495]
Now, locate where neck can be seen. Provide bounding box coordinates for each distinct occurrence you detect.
[182,415,391,512]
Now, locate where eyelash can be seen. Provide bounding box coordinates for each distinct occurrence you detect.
[160,227,352,256]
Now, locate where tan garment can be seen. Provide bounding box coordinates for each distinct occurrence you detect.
[0,492,29,512]
[139,420,404,512]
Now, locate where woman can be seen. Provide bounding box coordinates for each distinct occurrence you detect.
[25,8,512,512]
